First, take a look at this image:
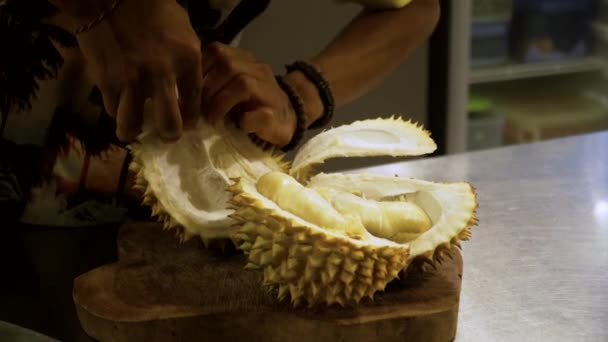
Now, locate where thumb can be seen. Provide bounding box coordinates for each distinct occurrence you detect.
[239,107,292,147]
[238,107,273,133]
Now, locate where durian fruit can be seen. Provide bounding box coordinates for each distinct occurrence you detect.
[227,120,477,307]
[228,171,411,307]
[129,116,432,246]
[128,118,288,244]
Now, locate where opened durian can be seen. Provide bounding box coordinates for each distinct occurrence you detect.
[129,116,435,244]
[226,119,477,307]
[130,115,477,307]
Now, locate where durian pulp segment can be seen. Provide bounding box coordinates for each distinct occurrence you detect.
[255,172,371,240]
[289,117,437,181]
[129,119,286,241]
[307,173,478,261]
[228,175,410,307]
[314,187,433,243]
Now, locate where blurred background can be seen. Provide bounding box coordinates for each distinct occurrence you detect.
[464,0,608,153]
[240,0,608,169]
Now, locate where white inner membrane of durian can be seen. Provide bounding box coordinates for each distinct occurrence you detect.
[253,171,439,245]
[138,121,283,233]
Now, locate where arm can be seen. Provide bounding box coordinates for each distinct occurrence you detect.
[47,0,203,143]
[183,0,440,149]
[284,0,441,125]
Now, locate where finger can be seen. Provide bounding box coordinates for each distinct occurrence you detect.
[238,107,273,134]
[177,62,203,130]
[152,77,182,142]
[202,43,256,76]
[238,108,290,146]
[202,59,261,103]
[99,85,121,118]
[115,85,145,142]
[205,76,254,125]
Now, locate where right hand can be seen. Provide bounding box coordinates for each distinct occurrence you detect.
[62,0,203,142]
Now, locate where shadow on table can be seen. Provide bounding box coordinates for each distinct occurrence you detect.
[0,222,122,342]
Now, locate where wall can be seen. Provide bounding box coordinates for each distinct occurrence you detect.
[238,0,430,172]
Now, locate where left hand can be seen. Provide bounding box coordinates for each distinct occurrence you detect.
[200,43,297,147]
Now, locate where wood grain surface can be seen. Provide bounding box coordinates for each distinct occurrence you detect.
[73,223,463,342]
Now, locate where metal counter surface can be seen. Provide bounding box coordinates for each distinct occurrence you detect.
[346,132,608,342]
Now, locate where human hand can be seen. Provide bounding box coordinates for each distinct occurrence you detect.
[201,43,297,147]
[66,0,203,142]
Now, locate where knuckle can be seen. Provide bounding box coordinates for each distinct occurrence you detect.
[235,73,256,90]
[146,58,172,76]
[217,56,236,72]
[207,42,228,57]
[183,40,202,62]
[259,108,274,123]
[258,63,273,76]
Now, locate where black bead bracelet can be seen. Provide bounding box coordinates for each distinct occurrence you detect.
[275,75,307,152]
[285,60,334,129]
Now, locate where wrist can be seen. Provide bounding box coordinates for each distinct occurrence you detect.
[282,69,324,128]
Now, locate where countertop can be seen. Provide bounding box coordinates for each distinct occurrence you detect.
[3,132,607,342]
[352,131,608,342]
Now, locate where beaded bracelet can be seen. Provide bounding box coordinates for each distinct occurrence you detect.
[74,0,124,35]
[275,75,307,152]
[285,60,335,129]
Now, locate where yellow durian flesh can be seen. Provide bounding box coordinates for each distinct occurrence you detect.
[314,187,433,243]
[129,118,287,242]
[228,173,410,307]
[307,173,478,263]
[255,172,371,240]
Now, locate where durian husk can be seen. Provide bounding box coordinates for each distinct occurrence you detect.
[227,178,410,308]
[227,173,477,307]
[128,118,288,245]
[289,116,437,182]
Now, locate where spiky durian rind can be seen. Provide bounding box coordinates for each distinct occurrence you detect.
[127,151,199,243]
[290,116,437,182]
[227,178,410,308]
[227,172,478,306]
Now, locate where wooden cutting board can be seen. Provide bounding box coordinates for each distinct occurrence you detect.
[73,223,463,342]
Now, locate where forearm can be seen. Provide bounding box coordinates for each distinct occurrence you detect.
[284,0,440,125]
